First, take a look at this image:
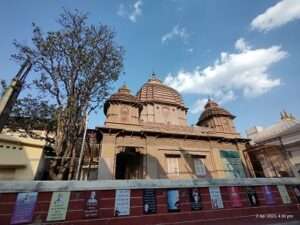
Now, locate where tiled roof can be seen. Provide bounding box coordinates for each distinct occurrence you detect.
[197,99,235,125]
[104,85,142,115]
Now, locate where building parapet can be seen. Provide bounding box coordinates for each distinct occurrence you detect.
[0,178,299,193]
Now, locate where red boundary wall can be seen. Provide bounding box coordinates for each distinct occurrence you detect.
[0,184,300,225]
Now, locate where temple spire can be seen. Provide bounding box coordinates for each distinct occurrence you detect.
[280,110,296,121]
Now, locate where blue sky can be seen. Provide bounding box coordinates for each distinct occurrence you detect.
[0,0,300,136]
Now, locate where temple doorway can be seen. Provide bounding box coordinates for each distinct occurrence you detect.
[115,147,143,179]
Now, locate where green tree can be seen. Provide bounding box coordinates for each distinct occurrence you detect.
[8,96,57,141]
[12,9,124,180]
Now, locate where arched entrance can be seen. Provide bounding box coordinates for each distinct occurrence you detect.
[115,147,143,179]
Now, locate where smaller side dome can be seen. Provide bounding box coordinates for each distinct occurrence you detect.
[104,85,142,115]
[197,99,235,125]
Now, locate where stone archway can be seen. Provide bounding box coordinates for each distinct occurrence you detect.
[115,147,143,179]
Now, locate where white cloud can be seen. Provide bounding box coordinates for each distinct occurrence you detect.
[117,0,143,23]
[216,90,236,104]
[117,4,126,17]
[161,25,189,44]
[129,0,143,22]
[187,48,194,53]
[251,0,300,32]
[164,38,287,114]
[234,38,251,52]
[191,98,207,114]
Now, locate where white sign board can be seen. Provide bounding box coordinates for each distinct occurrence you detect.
[46,192,70,221]
[209,187,224,209]
[115,189,130,216]
[277,185,291,204]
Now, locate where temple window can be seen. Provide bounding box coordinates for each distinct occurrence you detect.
[220,150,246,178]
[193,155,206,176]
[166,154,180,176]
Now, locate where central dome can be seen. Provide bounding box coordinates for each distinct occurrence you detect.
[136,74,186,109]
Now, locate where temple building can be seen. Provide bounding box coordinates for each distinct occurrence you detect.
[96,74,250,180]
[245,112,300,178]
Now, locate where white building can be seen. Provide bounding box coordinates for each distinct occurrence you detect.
[246,112,300,177]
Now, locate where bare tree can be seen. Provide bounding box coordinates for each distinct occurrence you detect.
[12,9,124,180]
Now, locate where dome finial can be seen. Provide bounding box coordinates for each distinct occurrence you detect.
[118,83,130,94]
[148,71,161,84]
[121,82,128,89]
[208,95,212,102]
[151,71,156,79]
[205,97,218,109]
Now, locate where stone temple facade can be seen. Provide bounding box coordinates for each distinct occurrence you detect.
[97,74,249,180]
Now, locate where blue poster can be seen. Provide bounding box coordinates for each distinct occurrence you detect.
[11,192,38,224]
[167,190,180,212]
[263,186,275,204]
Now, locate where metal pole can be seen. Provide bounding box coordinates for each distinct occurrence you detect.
[75,112,88,180]
[0,60,31,132]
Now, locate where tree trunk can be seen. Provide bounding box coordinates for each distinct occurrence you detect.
[48,108,85,180]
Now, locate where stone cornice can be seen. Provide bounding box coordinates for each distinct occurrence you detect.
[96,126,250,143]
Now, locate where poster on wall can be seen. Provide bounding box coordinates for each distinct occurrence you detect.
[84,191,99,218]
[263,186,275,205]
[143,189,157,214]
[293,186,300,203]
[209,187,224,209]
[229,186,242,207]
[115,189,130,216]
[167,190,180,212]
[11,192,38,224]
[46,192,71,221]
[277,185,291,204]
[190,188,202,210]
[246,187,259,206]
